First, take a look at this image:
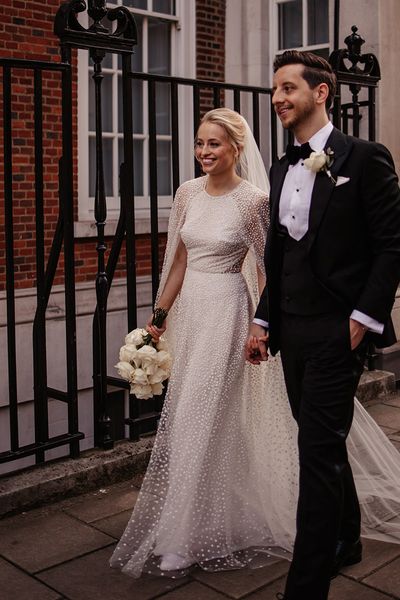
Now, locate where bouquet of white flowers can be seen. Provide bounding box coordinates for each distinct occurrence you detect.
[115,308,172,400]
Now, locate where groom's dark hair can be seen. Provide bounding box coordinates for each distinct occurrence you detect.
[273,50,337,109]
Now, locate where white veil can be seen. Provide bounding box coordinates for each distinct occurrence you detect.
[238,117,270,196]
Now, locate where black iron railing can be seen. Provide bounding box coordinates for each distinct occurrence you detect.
[0,0,383,470]
[0,57,83,465]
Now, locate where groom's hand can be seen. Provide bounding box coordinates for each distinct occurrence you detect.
[245,324,269,364]
[349,318,367,350]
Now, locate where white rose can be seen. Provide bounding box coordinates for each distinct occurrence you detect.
[156,337,169,351]
[125,328,147,346]
[115,361,135,382]
[119,343,138,363]
[130,383,153,399]
[148,368,168,385]
[136,344,158,367]
[143,362,158,376]
[159,361,172,375]
[132,368,149,385]
[155,350,172,368]
[151,382,164,396]
[304,151,328,173]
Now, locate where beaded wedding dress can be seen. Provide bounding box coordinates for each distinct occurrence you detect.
[110,176,400,579]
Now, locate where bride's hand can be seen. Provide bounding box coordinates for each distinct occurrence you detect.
[245,324,269,364]
[146,317,166,342]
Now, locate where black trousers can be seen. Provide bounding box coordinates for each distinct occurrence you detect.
[280,312,367,600]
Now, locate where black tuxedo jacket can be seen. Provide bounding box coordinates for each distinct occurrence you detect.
[255,127,400,355]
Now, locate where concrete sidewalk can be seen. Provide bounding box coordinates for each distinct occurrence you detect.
[1,393,400,600]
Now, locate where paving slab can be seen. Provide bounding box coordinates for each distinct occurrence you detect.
[0,510,114,573]
[192,558,289,599]
[63,484,138,523]
[382,394,400,409]
[367,404,400,431]
[37,546,188,600]
[329,574,394,599]
[240,576,286,599]
[90,509,132,539]
[380,425,400,436]
[363,556,400,598]
[160,580,230,599]
[0,557,62,600]
[338,537,400,580]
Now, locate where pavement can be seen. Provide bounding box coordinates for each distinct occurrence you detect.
[1,392,400,600]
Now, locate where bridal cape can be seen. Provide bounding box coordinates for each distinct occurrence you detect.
[110,176,400,578]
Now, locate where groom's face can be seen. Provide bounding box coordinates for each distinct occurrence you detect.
[272,63,317,131]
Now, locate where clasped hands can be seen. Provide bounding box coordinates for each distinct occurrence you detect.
[245,324,269,364]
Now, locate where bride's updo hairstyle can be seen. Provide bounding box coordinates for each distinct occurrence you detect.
[197,108,246,160]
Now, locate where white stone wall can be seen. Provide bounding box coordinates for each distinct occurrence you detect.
[0,278,152,475]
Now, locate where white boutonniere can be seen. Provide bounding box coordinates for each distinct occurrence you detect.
[304,147,336,183]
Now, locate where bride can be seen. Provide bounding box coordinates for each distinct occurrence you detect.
[110,108,400,579]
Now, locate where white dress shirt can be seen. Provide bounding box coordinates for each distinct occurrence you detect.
[254,121,384,334]
[279,121,333,240]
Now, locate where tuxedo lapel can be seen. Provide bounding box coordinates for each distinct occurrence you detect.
[327,127,354,177]
[266,157,289,262]
[270,157,289,227]
[307,128,354,249]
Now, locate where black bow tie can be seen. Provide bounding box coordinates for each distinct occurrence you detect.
[285,142,312,165]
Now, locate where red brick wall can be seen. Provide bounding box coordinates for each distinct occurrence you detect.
[0,0,61,288]
[0,0,79,290]
[196,0,226,113]
[0,1,226,292]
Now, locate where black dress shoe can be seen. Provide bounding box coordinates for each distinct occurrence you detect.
[276,594,286,600]
[331,538,362,578]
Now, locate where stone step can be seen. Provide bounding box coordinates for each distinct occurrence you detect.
[356,369,396,405]
[0,437,153,518]
[375,341,400,381]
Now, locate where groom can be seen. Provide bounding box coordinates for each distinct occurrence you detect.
[246,50,400,599]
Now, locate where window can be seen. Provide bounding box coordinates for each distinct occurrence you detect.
[273,0,331,150]
[276,0,330,59]
[77,0,195,225]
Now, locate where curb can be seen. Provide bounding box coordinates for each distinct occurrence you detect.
[0,437,153,518]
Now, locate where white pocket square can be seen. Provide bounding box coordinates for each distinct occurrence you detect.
[335,176,350,187]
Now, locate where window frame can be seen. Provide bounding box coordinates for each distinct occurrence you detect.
[273,0,331,55]
[76,0,196,231]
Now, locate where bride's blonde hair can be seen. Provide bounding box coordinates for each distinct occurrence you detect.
[197,107,270,194]
[197,108,246,156]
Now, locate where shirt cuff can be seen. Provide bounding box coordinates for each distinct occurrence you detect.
[253,318,269,330]
[351,310,384,335]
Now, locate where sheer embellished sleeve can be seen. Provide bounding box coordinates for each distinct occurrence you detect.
[234,181,270,275]
[156,178,204,303]
[155,176,205,355]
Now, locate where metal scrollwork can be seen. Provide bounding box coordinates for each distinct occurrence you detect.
[329,25,380,80]
[54,0,137,54]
